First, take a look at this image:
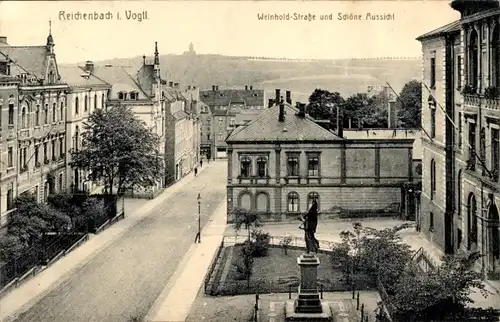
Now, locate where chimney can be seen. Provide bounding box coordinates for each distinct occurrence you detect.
[279,100,285,122]
[174,82,179,88]
[0,36,7,45]
[286,90,292,104]
[336,105,344,138]
[388,101,397,128]
[245,85,248,90]
[298,103,306,118]
[188,85,191,90]
[212,85,216,91]
[275,89,280,105]
[84,61,94,73]
[250,85,253,90]
[216,85,219,90]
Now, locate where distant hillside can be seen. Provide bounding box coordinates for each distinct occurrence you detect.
[68,53,421,102]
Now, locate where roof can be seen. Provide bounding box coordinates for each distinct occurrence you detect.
[226,103,341,143]
[136,64,155,96]
[59,66,110,88]
[0,45,48,79]
[416,19,461,41]
[173,110,189,120]
[92,65,150,99]
[200,89,265,110]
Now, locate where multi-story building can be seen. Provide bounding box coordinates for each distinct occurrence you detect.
[198,100,212,158]
[0,32,69,216]
[418,0,500,279]
[0,73,20,226]
[225,91,416,223]
[164,84,201,185]
[199,85,266,159]
[58,63,111,193]
[90,43,165,197]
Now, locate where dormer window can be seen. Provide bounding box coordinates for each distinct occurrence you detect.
[129,91,139,100]
[118,92,125,100]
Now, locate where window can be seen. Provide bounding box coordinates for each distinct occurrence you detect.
[457,55,462,89]
[75,97,79,114]
[480,127,486,174]
[207,134,210,140]
[43,142,48,162]
[84,95,88,112]
[218,118,223,125]
[44,104,48,124]
[429,212,434,231]
[469,30,479,89]
[7,189,13,211]
[60,102,64,121]
[94,94,97,111]
[102,93,105,108]
[307,155,319,176]
[240,156,252,177]
[59,138,64,156]
[8,103,14,125]
[118,92,124,100]
[52,103,56,122]
[430,55,436,89]
[230,118,235,126]
[287,155,299,176]
[457,170,462,217]
[430,99,436,139]
[218,133,223,141]
[256,157,267,177]
[492,128,499,181]
[35,104,40,126]
[35,145,39,166]
[492,26,500,87]
[287,192,299,212]
[468,123,477,170]
[52,139,56,159]
[307,192,320,210]
[75,128,80,151]
[59,174,64,192]
[430,159,436,200]
[21,107,26,128]
[458,112,462,148]
[8,147,13,167]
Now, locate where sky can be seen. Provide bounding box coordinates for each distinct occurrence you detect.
[0,1,460,64]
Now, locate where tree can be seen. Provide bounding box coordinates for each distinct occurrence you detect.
[306,89,345,122]
[70,105,164,195]
[232,207,261,243]
[0,235,26,262]
[392,251,490,320]
[343,93,388,129]
[396,80,422,128]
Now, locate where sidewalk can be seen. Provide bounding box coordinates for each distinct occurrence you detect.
[144,201,227,322]
[0,163,211,322]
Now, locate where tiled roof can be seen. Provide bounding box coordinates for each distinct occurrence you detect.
[92,65,150,99]
[226,103,340,142]
[136,64,155,96]
[416,19,461,40]
[0,46,48,79]
[173,110,189,120]
[59,66,110,88]
[200,89,265,110]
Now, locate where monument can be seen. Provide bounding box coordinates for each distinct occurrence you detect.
[285,201,332,321]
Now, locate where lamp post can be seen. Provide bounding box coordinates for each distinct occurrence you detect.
[195,193,201,243]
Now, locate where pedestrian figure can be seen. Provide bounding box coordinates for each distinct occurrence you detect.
[194,167,198,176]
[200,159,203,168]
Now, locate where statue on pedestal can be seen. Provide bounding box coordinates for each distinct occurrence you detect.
[300,200,320,253]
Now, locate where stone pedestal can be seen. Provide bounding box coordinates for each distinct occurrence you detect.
[285,253,332,321]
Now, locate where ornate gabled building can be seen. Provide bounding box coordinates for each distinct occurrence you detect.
[418,0,500,280]
[0,30,69,224]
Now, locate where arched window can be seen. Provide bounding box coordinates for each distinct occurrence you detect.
[468,193,478,250]
[240,156,252,177]
[94,94,97,111]
[102,93,105,108]
[84,95,88,112]
[428,96,436,139]
[256,157,267,177]
[492,25,500,87]
[8,103,14,125]
[255,192,269,213]
[60,101,64,121]
[457,170,462,217]
[287,191,299,212]
[44,104,48,124]
[238,191,252,210]
[21,107,26,128]
[307,192,320,211]
[469,29,479,89]
[75,97,79,114]
[35,104,40,126]
[430,159,436,200]
[74,126,80,151]
[52,102,56,122]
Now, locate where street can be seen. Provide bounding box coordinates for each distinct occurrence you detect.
[12,162,227,322]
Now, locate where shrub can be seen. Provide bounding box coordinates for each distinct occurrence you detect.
[233,244,254,285]
[0,235,27,262]
[250,229,270,257]
[280,236,293,255]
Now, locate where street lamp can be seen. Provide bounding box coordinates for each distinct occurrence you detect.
[195,193,201,243]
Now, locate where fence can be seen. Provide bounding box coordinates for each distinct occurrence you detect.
[222,235,337,251]
[203,239,225,294]
[376,276,395,322]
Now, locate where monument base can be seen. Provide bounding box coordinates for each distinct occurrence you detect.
[285,300,333,321]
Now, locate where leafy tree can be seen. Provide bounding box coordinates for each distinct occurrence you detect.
[392,251,489,320]
[396,80,422,128]
[70,105,164,195]
[343,93,388,129]
[0,235,26,262]
[306,89,345,122]
[232,207,261,243]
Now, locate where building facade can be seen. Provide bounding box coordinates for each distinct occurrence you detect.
[0,32,69,229]
[199,85,266,159]
[58,63,111,194]
[226,97,416,223]
[418,0,500,279]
